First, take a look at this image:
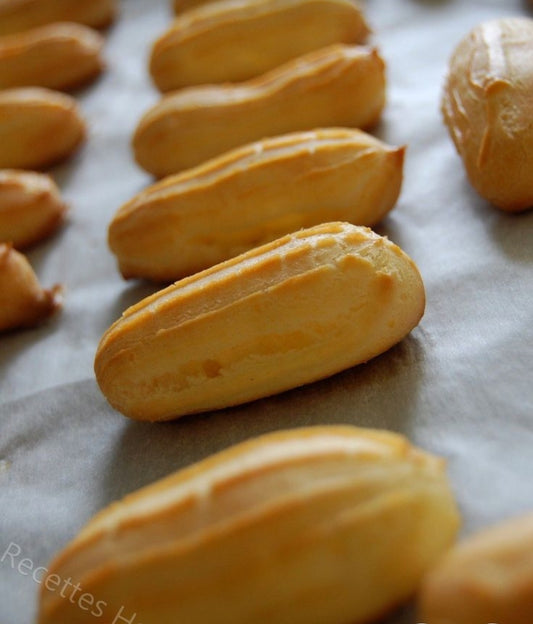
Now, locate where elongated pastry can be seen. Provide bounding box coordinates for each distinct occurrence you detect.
[0,0,117,36]
[39,425,459,624]
[134,44,386,177]
[0,22,104,90]
[95,222,425,421]
[419,512,533,624]
[111,129,404,281]
[442,17,533,211]
[0,243,61,331]
[0,87,86,169]
[0,170,67,248]
[150,0,370,91]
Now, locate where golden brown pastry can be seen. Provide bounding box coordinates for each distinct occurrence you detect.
[111,128,404,281]
[0,87,86,169]
[0,243,61,331]
[39,425,459,624]
[0,22,104,90]
[134,44,386,177]
[0,169,67,248]
[95,222,425,421]
[442,17,533,212]
[0,0,117,36]
[174,0,222,12]
[150,0,370,91]
[418,512,533,624]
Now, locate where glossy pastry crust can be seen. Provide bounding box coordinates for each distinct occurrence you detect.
[442,17,533,211]
[0,0,117,35]
[151,0,370,91]
[0,243,61,331]
[0,87,86,169]
[134,44,386,177]
[0,169,67,248]
[40,426,459,624]
[111,128,404,281]
[95,222,425,421]
[0,22,105,90]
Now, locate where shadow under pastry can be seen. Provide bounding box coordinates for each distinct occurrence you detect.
[99,332,425,505]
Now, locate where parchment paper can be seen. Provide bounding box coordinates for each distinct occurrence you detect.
[1,1,533,622]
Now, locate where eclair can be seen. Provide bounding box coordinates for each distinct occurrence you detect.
[112,129,404,281]
[134,44,386,177]
[95,222,425,421]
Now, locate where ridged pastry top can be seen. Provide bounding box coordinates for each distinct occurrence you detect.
[151,0,369,91]
[139,44,380,117]
[116,129,393,221]
[0,21,103,51]
[443,17,533,159]
[157,0,368,40]
[468,18,532,92]
[98,222,411,361]
[43,426,450,602]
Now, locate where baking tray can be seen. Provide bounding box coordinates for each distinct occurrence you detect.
[1,1,533,622]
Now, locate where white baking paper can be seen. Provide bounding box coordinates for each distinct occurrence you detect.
[1,1,533,622]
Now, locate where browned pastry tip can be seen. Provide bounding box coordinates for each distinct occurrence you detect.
[0,243,61,331]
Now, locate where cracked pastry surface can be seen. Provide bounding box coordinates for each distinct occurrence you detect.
[111,128,404,281]
[442,17,533,211]
[96,222,425,421]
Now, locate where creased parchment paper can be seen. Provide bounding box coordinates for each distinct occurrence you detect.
[1,1,533,622]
